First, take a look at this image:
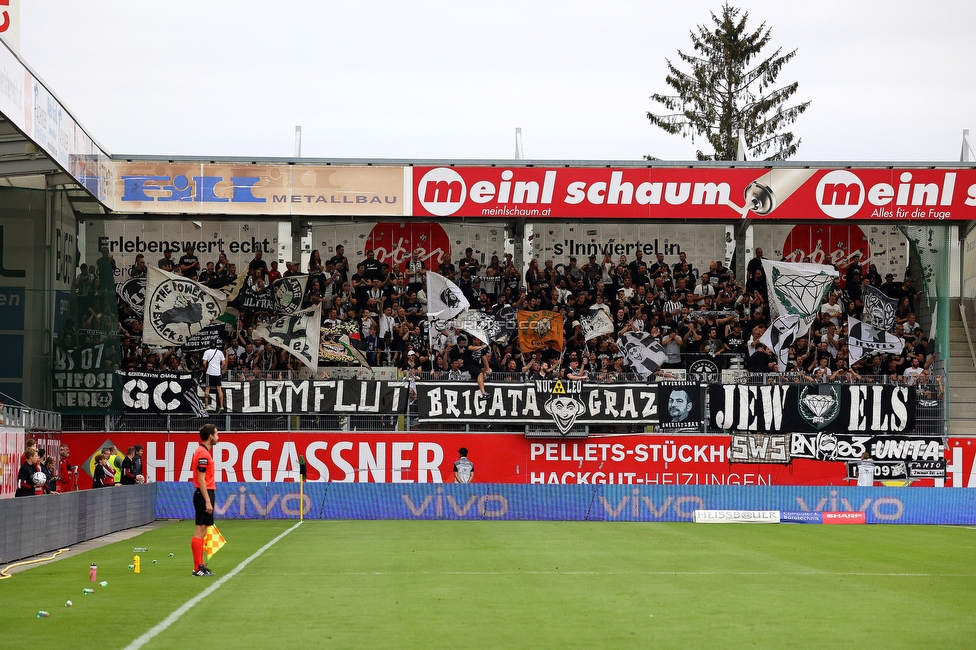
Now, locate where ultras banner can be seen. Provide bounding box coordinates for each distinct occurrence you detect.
[119,370,205,416]
[53,343,122,412]
[413,166,976,221]
[418,380,658,431]
[217,380,409,414]
[709,384,916,433]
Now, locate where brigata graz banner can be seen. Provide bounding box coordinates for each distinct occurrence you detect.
[418,380,658,431]
[414,166,976,221]
[218,380,409,415]
[709,384,916,433]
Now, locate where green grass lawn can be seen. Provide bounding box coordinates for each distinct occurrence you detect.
[3,520,975,649]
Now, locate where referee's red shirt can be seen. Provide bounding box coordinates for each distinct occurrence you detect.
[192,444,216,490]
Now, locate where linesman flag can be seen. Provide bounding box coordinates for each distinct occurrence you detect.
[517,310,564,352]
[203,525,226,560]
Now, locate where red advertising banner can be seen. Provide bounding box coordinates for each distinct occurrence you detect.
[63,432,866,489]
[945,438,976,488]
[413,166,976,221]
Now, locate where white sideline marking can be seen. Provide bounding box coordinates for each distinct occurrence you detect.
[124,521,303,650]
[277,570,976,578]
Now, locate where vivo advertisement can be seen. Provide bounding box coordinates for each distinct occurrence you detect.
[154,483,976,525]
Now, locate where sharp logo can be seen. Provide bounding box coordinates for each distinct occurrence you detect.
[816,170,864,219]
[418,168,466,216]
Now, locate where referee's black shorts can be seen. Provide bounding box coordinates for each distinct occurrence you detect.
[193,488,216,526]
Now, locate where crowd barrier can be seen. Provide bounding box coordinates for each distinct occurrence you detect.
[155,482,976,525]
[0,484,156,564]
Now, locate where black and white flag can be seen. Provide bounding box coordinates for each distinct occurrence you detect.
[617,332,668,380]
[861,285,898,332]
[760,314,802,372]
[236,275,307,315]
[143,266,228,347]
[116,276,146,315]
[848,316,905,363]
[580,309,614,341]
[762,259,838,324]
[454,309,500,344]
[426,271,469,321]
[254,304,322,372]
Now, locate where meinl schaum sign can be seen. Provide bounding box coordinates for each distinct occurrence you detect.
[709,384,916,433]
[219,380,409,415]
[418,380,658,432]
[414,166,976,221]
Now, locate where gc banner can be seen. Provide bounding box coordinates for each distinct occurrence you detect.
[220,380,409,414]
[710,384,916,433]
[119,370,204,415]
[418,380,658,431]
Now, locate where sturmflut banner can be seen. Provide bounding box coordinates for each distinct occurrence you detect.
[218,380,409,414]
[418,380,659,432]
[709,383,916,433]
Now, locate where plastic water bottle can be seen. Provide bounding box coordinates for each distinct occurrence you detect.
[99,581,108,587]
[133,547,148,552]
[36,611,50,618]
[82,588,94,595]
[89,563,97,582]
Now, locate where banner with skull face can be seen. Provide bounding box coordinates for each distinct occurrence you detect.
[418,380,659,432]
[617,332,669,379]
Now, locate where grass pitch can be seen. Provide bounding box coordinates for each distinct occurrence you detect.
[3,520,975,649]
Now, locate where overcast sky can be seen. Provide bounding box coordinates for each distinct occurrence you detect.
[18,1,976,163]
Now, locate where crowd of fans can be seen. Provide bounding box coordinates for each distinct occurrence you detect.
[58,241,941,392]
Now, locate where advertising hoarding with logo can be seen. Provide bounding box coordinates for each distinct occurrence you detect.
[110,163,404,216]
[413,166,976,221]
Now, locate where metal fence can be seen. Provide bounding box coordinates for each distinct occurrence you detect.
[1,404,61,431]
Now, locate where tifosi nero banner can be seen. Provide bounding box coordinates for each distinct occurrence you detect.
[414,166,976,221]
[418,381,658,431]
[710,384,916,433]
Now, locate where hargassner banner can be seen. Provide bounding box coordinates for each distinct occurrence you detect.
[111,163,404,216]
[413,166,976,221]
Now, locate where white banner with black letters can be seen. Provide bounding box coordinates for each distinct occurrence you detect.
[729,433,791,463]
[418,380,659,432]
[219,379,408,414]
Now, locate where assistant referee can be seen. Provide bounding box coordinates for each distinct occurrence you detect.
[191,423,218,577]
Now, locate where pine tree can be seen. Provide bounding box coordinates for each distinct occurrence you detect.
[647,3,810,161]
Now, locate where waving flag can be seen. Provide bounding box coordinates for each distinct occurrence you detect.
[848,316,905,363]
[762,259,838,323]
[254,304,322,372]
[861,285,898,332]
[579,309,614,341]
[426,271,469,321]
[617,332,668,380]
[143,266,227,346]
[517,310,564,352]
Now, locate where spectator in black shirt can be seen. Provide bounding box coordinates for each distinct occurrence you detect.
[328,245,349,282]
[361,249,383,281]
[249,249,269,280]
[179,245,200,279]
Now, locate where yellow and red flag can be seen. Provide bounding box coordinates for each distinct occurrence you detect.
[203,525,226,560]
[517,310,564,353]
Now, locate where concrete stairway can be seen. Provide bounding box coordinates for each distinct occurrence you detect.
[948,300,976,436]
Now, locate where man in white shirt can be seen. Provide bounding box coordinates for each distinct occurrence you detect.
[202,343,227,412]
[857,452,875,487]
